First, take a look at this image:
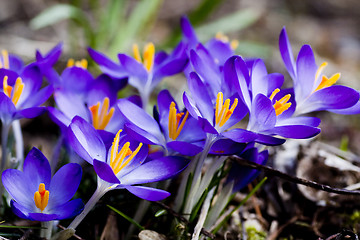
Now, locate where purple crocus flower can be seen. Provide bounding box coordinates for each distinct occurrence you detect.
[0,60,53,126]
[89,44,187,107]
[2,147,84,221]
[118,89,206,156]
[231,56,321,143]
[279,27,359,115]
[67,116,189,201]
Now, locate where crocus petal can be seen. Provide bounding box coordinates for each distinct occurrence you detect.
[14,107,46,120]
[267,73,285,96]
[120,156,189,185]
[61,67,94,94]
[49,163,82,209]
[153,57,188,86]
[19,85,53,109]
[0,92,16,124]
[222,129,257,143]
[198,117,218,134]
[297,85,360,114]
[255,133,286,146]
[118,54,148,90]
[205,39,234,66]
[36,42,63,67]
[157,89,174,116]
[271,125,320,139]
[279,27,296,80]
[93,159,120,184]
[296,45,318,100]
[29,212,58,222]
[167,141,203,156]
[183,92,202,119]
[2,170,36,208]
[125,185,170,201]
[118,99,163,143]
[277,116,321,127]
[248,94,276,132]
[330,101,360,115]
[180,16,198,48]
[67,116,106,164]
[250,59,269,96]
[51,199,84,220]
[210,139,246,155]
[234,56,252,110]
[18,64,43,104]
[88,47,127,79]
[54,91,89,121]
[125,123,164,146]
[23,147,51,190]
[187,72,214,121]
[10,200,32,220]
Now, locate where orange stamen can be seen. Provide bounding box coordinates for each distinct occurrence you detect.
[34,183,49,212]
[215,92,238,127]
[89,97,114,130]
[168,102,189,140]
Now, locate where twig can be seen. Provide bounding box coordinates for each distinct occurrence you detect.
[230,156,360,195]
[154,202,215,239]
[57,225,83,240]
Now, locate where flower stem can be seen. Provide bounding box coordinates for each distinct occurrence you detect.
[11,120,24,171]
[0,123,11,202]
[41,221,53,240]
[67,181,107,230]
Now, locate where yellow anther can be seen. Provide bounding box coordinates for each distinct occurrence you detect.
[168,102,189,140]
[215,32,229,42]
[215,92,238,127]
[313,61,340,92]
[230,40,239,50]
[11,77,24,106]
[1,50,9,69]
[132,43,155,72]
[143,43,155,71]
[67,59,88,69]
[315,62,328,82]
[133,44,142,63]
[67,58,75,68]
[3,76,12,98]
[3,76,24,106]
[273,94,292,116]
[269,88,280,101]
[34,183,49,212]
[110,130,143,175]
[89,97,114,130]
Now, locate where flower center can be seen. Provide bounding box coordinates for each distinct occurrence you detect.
[215,32,239,50]
[67,58,88,69]
[89,97,115,130]
[269,88,292,116]
[313,62,340,92]
[215,92,238,127]
[34,183,49,212]
[132,43,155,71]
[168,101,189,140]
[3,76,24,106]
[110,130,143,175]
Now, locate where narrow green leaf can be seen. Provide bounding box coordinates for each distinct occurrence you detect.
[109,0,162,55]
[188,0,223,25]
[195,8,261,42]
[29,4,89,30]
[0,225,44,229]
[154,209,167,217]
[107,205,144,230]
[189,188,209,223]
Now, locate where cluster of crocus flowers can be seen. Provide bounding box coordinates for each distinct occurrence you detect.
[0,15,359,240]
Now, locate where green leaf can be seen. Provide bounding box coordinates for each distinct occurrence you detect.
[195,8,261,42]
[29,4,89,30]
[107,205,144,230]
[189,188,209,223]
[188,0,224,26]
[109,0,162,56]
